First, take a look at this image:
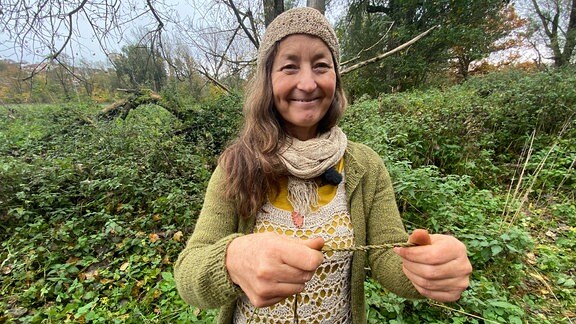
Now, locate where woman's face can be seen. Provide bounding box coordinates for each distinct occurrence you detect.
[271,34,336,141]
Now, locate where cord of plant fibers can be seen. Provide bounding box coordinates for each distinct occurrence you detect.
[321,242,416,252]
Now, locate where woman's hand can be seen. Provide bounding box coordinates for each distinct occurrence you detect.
[394,229,472,302]
[225,233,324,307]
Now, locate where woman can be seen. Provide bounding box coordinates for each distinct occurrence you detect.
[174,7,472,323]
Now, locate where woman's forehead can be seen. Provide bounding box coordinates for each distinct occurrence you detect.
[275,34,332,57]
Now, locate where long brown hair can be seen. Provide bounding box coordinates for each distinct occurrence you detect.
[218,40,348,219]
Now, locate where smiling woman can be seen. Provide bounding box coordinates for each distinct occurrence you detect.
[174,6,472,324]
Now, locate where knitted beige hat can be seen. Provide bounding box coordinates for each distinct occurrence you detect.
[258,7,340,67]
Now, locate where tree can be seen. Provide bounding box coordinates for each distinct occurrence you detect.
[1,0,443,100]
[525,0,576,66]
[307,0,326,14]
[265,0,285,26]
[113,44,167,92]
[337,0,523,98]
[444,3,528,79]
[165,43,209,101]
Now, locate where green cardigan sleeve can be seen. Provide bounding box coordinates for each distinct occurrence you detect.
[173,166,244,309]
[348,142,422,299]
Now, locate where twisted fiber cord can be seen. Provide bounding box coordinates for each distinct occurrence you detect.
[322,242,416,252]
[247,242,416,323]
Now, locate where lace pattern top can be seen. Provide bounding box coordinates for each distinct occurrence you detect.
[233,168,354,324]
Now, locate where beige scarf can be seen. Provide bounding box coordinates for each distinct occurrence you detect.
[279,126,347,220]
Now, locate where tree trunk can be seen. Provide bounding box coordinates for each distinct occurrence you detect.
[531,0,576,67]
[264,0,284,26]
[307,0,325,14]
[561,0,576,65]
[99,89,184,121]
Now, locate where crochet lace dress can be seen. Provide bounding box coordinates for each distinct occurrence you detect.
[233,167,354,323]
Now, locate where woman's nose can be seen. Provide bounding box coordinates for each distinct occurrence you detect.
[296,68,317,92]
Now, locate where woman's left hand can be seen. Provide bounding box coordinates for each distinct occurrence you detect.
[393,229,472,302]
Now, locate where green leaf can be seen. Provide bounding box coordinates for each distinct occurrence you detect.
[491,245,503,256]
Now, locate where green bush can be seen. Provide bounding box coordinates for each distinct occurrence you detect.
[1,103,220,322]
[341,68,575,323]
[1,70,574,323]
[342,68,576,194]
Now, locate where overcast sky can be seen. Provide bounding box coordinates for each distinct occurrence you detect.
[0,0,211,64]
[1,0,541,66]
[0,0,330,65]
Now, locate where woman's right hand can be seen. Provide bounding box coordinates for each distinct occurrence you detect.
[225,233,325,307]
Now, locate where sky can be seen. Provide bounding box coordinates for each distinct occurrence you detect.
[0,0,543,67]
[0,0,342,66]
[0,0,208,65]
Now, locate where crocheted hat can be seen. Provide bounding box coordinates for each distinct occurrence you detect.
[258,7,340,67]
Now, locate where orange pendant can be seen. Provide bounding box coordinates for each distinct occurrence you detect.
[291,211,304,228]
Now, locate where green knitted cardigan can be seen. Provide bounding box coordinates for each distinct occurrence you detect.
[174,141,422,324]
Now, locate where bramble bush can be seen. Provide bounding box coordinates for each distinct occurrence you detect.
[1,69,575,322]
[342,68,575,323]
[343,67,576,193]
[1,99,236,322]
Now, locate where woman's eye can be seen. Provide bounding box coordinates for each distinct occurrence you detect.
[281,64,298,72]
[314,63,331,71]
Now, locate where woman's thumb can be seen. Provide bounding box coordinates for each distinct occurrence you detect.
[408,229,432,246]
[304,236,325,251]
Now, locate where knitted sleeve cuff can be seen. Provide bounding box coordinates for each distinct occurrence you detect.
[175,233,245,308]
[372,250,423,299]
[203,233,245,301]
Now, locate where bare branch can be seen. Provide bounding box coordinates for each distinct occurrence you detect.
[340,21,394,67]
[196,65,231,94]
[341,25,438,75]
[215,24,243,75]
[224,0,259,48]
[22,0,90,80]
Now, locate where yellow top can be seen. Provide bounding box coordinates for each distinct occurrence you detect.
[271,158,344,212]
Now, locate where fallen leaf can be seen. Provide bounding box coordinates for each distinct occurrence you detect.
[7,307,27,318]
[526,252,537,265]
[173,231,183,242]
[149,233,160,243]
[84,269,99,280]
[153,214,162,221]
[120,262,130,272]
[2,265,12,275]
[66,256,80,264]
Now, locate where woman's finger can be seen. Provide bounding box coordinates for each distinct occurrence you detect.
[401,257,472,281]
[402,264,470,293]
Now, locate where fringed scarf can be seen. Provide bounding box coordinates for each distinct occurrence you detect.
[279,126,347,226]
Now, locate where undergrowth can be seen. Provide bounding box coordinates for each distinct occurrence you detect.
[1,69,575,322]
